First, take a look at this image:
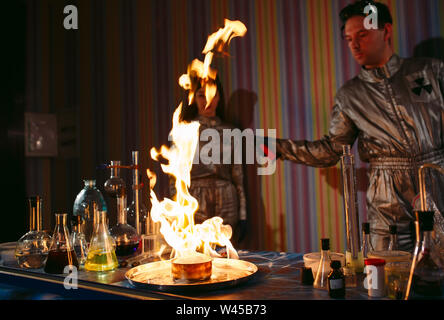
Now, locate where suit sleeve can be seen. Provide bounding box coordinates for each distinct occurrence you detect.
[275,101,359,168]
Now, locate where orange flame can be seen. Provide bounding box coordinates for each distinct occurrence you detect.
[146,19,247,261]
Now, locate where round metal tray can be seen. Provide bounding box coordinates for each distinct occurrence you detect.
[125,258,258,292]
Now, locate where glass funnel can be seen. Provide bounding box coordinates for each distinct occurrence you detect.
[71,215,88,266]
[15,196,52,269]
[110,188,140,258]
[85,211,118,271]
[73,179,107,242]
[44,213,79,274]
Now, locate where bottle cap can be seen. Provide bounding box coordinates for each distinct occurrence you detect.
[330,260,341,269]
[389,225,397,234]
[362,222,370,234]
[415,211,434,231]
[321,238,330,250]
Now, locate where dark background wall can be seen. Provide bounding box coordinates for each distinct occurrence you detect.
[3,0,444,253]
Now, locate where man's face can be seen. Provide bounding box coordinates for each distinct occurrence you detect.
[344,15,390,68]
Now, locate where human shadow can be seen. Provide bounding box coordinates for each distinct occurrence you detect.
[413,37,444,61]
[225,89,269,250]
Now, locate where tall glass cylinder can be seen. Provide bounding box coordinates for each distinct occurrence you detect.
[341,145,364,273]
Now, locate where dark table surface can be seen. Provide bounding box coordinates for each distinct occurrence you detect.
[0,242,376,300]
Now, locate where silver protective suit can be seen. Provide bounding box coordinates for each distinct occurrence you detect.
[276,54,444,252]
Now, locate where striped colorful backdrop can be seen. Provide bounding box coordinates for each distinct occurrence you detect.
[26,0,444,253]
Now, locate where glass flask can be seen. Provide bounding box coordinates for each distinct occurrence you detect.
[388,224,398,251]
[104,161,125,199]
[73,179,107,242]
[361,222,374,258]
[126,184,149,235]
[85,210,118,271]
[409,211,443,298]
[44,213,79,274]
[110,188,140,258]
[71,215,88,266]
[15,196,52,269]
[314,238,332,290]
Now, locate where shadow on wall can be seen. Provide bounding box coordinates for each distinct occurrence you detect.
[413,37,444,61]
[225,89,268,251]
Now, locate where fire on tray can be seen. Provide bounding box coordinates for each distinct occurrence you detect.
[144,19,247,283]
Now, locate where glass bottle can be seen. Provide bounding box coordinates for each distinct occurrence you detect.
[71,215,89,266]
[73,179,107,243]
[314,238,332,290]
[15,196,52,269]
[361,222,374,258]
[328,260,346,298]
[44,213,79,274]
[388,224,398,251]
[110,187,140,258]
[410,211,443,298]
[85,211,119,271]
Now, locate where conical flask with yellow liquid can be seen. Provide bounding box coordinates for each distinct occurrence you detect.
[85,210,118,271]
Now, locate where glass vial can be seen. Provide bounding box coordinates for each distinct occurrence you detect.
[314,238,332,290]
[44,213,79,274]
[328,260,346,298]
[361,222,374,258]
[15,196,52,268]
[85,211,119,271]
[388,225,398,251]
[71,215,89,266]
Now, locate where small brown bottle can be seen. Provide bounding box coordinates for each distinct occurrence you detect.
[328,260,345,298]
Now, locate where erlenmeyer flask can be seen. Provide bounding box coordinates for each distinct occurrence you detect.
[44,213,79,274]
[15,196,52,268]
[314,238,332,290]
[85,211,118,271]
[110,188,140,258]
[409,211,443,298]
[71,215,89,266]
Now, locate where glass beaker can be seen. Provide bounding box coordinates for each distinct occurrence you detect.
[110,189,140,258]
[73,179,107,242]
[15,196,52,269]
[385,261,410,299]
[85,211,118,271]
[44,213,79,274]
[71,215,89,266]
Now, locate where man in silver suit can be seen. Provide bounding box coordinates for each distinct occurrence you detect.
[273,0,444,252]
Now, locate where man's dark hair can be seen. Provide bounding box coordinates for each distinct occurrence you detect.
[339,0,393,36]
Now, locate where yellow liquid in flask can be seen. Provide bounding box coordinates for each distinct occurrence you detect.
[84,248,118,271]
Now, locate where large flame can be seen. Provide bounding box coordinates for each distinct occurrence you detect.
[179,19,247,108]
[147,19,247,261]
